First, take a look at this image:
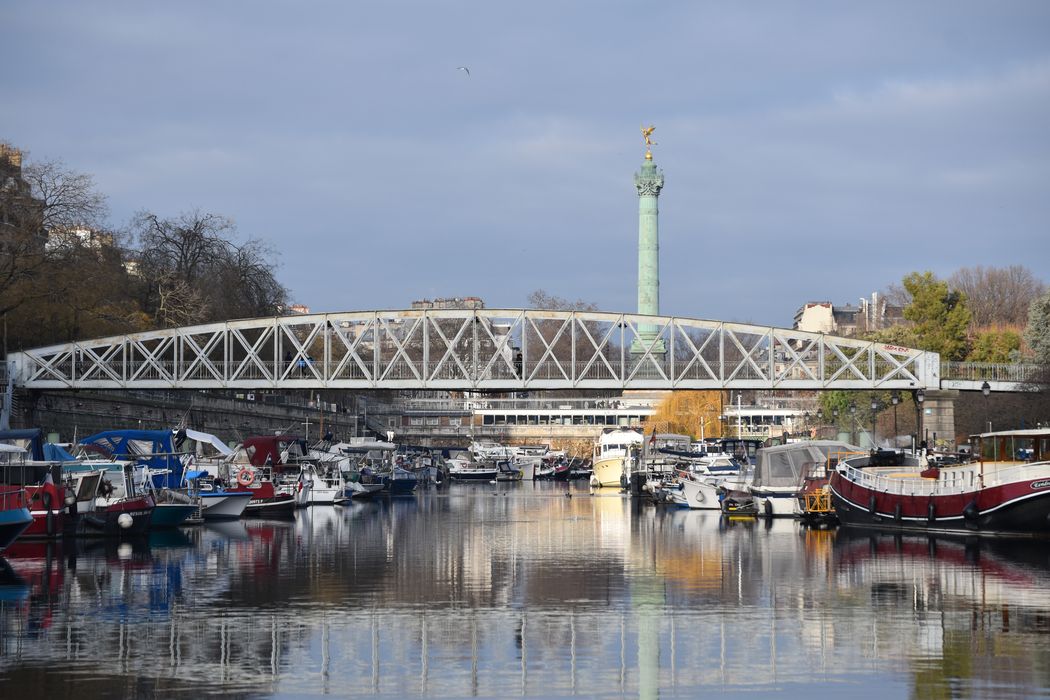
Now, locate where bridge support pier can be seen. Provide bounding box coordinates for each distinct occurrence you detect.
[920,389,959,450]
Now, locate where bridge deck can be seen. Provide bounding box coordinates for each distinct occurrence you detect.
[6,310,953,391]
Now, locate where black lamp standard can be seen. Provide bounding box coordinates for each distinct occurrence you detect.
[890,391,900,449]
[832,407,839,438]
[915,388,926,452]
[981,381,991,433]
[849,401,857,446]
[870,396,879,449]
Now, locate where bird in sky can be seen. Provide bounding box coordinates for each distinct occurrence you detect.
[457,66,470,77]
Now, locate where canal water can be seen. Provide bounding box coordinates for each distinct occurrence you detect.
[1,480,1049,699]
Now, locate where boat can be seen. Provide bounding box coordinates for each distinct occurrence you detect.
[663,470,723,510]
[0,447,33,552]
[830,429,1050,535]
[589,428,644,488]
[185,470,251,520]
[226,465,296,517]
[448,462,499,481]
[469,441,514,462]
[80,461,155,536]
[720,488,758,517]
[750,440,860,517]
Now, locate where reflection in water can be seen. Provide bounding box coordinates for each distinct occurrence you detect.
[1,481,1049,698]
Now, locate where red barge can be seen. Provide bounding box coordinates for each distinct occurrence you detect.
[830,429,1050,535]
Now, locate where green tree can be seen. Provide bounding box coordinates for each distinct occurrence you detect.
[901,271,971,361]
[966,328,1022,363]
[1025,288,1050,365]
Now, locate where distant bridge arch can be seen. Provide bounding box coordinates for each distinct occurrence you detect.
[7,309,958,392]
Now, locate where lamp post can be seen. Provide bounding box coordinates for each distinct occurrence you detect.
[870,396,879,449]
[849,401,857,446]
[915,388,925,452]
[832,407,839,440]
[891,392,900,450]
[981,381,991,433]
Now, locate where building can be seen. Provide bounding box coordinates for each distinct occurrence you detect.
[794,293,905,336]
[411,297,485,310]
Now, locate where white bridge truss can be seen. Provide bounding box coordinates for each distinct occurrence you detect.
[7,309,941,391]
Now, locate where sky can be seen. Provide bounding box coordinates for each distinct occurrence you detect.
[3,1,1049,327]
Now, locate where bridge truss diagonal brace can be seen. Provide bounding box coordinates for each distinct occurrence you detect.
[7,309,943,391]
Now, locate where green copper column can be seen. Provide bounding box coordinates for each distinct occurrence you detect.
[632,149,665,355]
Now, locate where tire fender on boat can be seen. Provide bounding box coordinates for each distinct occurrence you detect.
[764,499,773,517]
[927,500,936,523]
[963,500,980,521]
[893,502,903,521]
[868,494,877,515]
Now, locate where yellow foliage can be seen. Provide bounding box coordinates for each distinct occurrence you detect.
[648,391,725,439]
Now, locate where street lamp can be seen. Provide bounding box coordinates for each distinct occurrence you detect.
[981,381,991,433]
[849,402,857,446]
[870,396,879,449]
[891,392,900,450]
[915,388,926,452]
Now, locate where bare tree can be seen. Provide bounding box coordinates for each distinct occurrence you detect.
[949,265,1045,330]
[22,159,108,232]
[131,210,288,327]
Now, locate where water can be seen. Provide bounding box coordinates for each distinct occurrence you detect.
[2,480,1049,699]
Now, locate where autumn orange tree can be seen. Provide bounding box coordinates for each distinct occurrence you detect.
[647,390,724,439]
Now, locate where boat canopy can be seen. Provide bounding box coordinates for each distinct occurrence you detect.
[751,440,858,489]
[242,435,306,467]
[0,443,26,453]
[183,429,234,457]
[78,429,185,488]
[0,428,45,461]
[42,443,76,461]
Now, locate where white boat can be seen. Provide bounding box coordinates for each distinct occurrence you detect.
[665,471,723,510]
[590,429,644,488]
[750,440,858,517]
[470,441,514,462]
[185,470,252,520]
[295,463,346,505]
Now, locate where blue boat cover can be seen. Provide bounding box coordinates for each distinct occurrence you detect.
[42,443,77,462]
[78,429,185,488]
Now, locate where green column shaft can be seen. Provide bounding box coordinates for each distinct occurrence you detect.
[633,159,665,354]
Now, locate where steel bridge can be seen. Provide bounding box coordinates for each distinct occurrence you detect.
[6,309,964,392]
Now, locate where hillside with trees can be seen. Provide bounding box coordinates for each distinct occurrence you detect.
[1,143,288,353]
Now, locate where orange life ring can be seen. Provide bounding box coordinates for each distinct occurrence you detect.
[237,469,256,487]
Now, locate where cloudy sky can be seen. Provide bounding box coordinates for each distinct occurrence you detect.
[3,1,1048,327]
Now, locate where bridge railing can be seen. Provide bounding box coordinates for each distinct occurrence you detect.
[940,361,1043,385]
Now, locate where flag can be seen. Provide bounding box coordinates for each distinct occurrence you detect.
[42,472,62,512]
[649,429,657,447]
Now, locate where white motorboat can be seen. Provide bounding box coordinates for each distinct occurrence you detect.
[590,429,644,488]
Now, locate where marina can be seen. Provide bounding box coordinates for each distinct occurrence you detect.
[1,482,1049,698]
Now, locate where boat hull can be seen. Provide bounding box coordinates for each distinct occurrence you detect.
[449,469,498,481]
[669,478,721,510]
[830,471,1050,535]
[80,497,154,537]
[590,456,626,488]
[244,496,297,518]
[150,503,198,528]
[199,492,251,520]
[0,507,34,552]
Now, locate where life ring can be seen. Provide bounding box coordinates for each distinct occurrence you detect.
[237,469,256,487]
